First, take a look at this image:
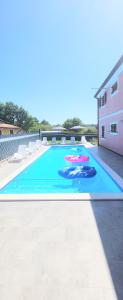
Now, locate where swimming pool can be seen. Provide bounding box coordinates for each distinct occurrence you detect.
[0,145,122,194]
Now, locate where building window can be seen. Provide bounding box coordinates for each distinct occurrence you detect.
[103,92,107,105]
[99,92,107,108]
[10,130,13,135]
[111,82,118,94]
[98,98,101,107]
[110,123,118,133]
[101,126,105,138]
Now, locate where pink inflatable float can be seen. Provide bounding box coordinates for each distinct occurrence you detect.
[65,155,89,163]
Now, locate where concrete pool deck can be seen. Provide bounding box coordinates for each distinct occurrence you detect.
[0,200,123,299]
[0,145,123,299]
[90,146,123,179]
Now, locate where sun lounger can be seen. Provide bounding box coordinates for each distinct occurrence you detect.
[8,144,27,162]
[42,137,48,145]
[61,137,66,144]
[17,145,28,158]
[26,142,37,154]
[51,137,56,144]
[35,139,42,149]
[81,136,87,144]
[8,153,23,163]
[70,136,76,144]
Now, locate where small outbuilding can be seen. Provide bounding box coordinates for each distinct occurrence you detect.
[0,122,20,136]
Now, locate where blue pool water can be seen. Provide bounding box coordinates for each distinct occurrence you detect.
[0,145,122,194]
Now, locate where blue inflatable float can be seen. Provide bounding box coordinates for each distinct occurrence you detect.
[58,166,96,179]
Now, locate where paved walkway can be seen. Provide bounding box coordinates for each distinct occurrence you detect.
[91,146,123,178]
[0,200,123,300]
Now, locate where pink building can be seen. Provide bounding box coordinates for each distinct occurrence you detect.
[94,56,123,156]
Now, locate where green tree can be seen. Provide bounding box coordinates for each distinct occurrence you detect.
[0,102,18,124]
[25,117,40,132]
[84,127,97,134]
[0,101,40,131]
[39,119,52,131]
[63,117,83,129]
[40,120,50,126]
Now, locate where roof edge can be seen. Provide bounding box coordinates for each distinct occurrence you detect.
[94,55,123,99]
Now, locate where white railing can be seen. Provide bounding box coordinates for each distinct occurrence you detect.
[0,133,39,143]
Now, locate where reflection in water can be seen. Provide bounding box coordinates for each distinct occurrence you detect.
[72,177,97,193]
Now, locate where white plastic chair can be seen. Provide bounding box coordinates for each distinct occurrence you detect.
[61,137,66,144]
[51,137,56,144]
[81,135,86,144]
[70,136,76,144]
[42,137,48,145]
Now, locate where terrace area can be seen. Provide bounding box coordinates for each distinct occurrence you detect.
[1,0,123,298]
[0,143,123,299]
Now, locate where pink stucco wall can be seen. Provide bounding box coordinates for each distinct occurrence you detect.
[99,73,123,117]
[99,71,123,156]
[99,113,123,155]
[99,72,123,118]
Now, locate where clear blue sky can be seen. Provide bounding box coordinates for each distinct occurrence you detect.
[0,0,123,125]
